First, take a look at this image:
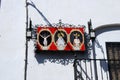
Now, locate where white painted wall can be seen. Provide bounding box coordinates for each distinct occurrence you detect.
[95,30,120,59]
[0,0,25,80]
[0,0,120,80]
[94,28,120,80]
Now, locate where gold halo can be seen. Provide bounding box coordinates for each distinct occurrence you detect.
[54,29,67,50]
[57,33,64,37]
[73,33,80,37]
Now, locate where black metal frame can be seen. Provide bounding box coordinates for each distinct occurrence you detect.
[24,0,28,80]
[73,42,120,80]
[106,42,120,80]
[73,59,110,80]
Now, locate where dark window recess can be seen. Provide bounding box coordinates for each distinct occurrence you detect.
[106,42,120,80]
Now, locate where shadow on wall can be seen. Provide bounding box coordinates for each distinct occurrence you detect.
[34,51,89,65]
[26,0,91,65]
[95,24,120,72]
[95,39,108,72]
[34,32,90,65]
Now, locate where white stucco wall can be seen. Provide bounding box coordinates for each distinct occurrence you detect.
[94,27,120,80]
[0,0,120,80]
[0,0,25,80]
[95,30,120,59]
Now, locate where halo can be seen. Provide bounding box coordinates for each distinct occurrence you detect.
[58,32,64,37]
